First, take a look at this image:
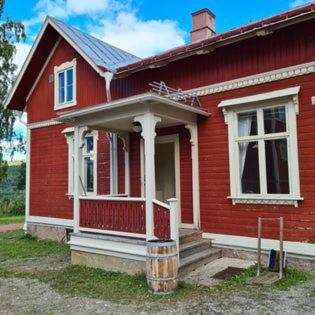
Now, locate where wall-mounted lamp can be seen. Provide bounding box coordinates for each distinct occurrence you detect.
[132,121,142,133]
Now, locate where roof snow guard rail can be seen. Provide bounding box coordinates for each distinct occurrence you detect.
[149,81,201,107]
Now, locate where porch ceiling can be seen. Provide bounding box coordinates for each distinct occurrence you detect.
[55,92,210,132]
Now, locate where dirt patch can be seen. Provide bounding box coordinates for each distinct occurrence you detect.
[0,252,70,271]
[0,223,23,232]
[213,267,245,280]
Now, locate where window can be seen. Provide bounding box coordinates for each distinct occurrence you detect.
[221,87,302,207]
[82,134,97,194]
[54,59,76,110]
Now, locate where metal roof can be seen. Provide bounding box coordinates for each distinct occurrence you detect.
[51,17,141,71]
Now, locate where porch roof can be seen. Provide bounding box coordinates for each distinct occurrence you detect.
[55,92,210,131]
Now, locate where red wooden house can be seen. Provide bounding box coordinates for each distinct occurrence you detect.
[6,4,315,273]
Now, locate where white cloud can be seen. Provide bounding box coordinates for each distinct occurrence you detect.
[67,0,110,15]
[13,43,32,74]
[90,11,186,58]
[26,0,113,25]
[290,0,312,8]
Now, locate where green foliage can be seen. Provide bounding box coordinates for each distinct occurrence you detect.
[0,215,24,225]
[0,161,25,216]
[273,268,315,290]
[219,265,257,289]
[16,161,25,190]
[0,230,69,262]
[0,0,26,181]
[219,264,314,291]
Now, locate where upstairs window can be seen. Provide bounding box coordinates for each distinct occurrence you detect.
[54,59,77,110]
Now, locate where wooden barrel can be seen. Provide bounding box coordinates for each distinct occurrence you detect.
[146,240,178,295]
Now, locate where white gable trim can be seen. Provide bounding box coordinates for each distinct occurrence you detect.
[218,86,300,108]
[5,16,104,109]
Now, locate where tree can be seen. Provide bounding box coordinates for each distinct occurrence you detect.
[0,0,26,181]
[16,160,25,190]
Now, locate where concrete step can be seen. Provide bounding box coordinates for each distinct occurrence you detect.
[179,229,203,245]
[179,248,222,276]
[179,239,212,259]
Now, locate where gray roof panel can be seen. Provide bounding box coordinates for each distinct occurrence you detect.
[52,17,141,71]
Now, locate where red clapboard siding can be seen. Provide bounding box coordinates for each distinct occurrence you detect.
[97,131,110,195]
[111,19,315,99]
[30,124,73,219]
[27,38,106,124]
[198,73,315,243]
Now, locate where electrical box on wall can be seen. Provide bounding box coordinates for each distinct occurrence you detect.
[312,97,315,105]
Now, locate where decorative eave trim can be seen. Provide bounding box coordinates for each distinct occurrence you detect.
[27,119,63,130]
[228,196,304,208]
[218,86,300,108]
[187,61,315,97]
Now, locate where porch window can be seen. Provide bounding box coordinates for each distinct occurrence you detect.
[221,87,302,206]
[54,59,77,110]
[82,134,97,194]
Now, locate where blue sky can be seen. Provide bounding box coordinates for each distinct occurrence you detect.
[3,0,313,160]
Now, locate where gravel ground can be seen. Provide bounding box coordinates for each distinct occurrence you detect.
[0,276,314,315]
[0,254,314,314]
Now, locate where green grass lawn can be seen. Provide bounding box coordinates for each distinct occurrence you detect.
[0,216,25,225]
[0,230,313,304]
[0,230,69,261]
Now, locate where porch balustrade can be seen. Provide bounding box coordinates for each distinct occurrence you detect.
[79,196,146,237]
[78,196,179,249]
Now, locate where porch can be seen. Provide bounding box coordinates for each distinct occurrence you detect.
[57,90,212,270]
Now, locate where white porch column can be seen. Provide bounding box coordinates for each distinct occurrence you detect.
[134,113,161,240]
[185,124,200,229]
[118,132,130,196]
[73,126,83,233]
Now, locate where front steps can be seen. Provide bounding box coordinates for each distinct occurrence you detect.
[179,229,222,276]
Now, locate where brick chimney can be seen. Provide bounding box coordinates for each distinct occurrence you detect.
[190,8,216,42]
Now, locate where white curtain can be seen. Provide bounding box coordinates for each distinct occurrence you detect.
[238,115,252,178]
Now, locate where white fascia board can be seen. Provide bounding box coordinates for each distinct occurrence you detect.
[56,92,209,122]
[218,86,300,108]
[203,232,315,258]
[5,16,103,109]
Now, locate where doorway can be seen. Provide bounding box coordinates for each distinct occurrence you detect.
[140,134,181,222]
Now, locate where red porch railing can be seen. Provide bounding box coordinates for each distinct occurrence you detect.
[153,199,171,239]
[79,197,146,236]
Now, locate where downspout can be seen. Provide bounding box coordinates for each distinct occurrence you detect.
[101,71,118,194]
[102,71,114,102]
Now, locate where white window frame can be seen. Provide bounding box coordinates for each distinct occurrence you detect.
[81,131,98,195]
[54,58,77,110]
[220,87,303,207]
[62,127,75,198]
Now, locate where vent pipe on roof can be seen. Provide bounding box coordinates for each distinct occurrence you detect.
[190,8,216,43]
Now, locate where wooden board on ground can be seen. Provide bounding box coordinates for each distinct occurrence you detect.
[247,271,281,286]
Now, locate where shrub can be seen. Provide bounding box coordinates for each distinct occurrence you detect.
[0,193,25,216]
